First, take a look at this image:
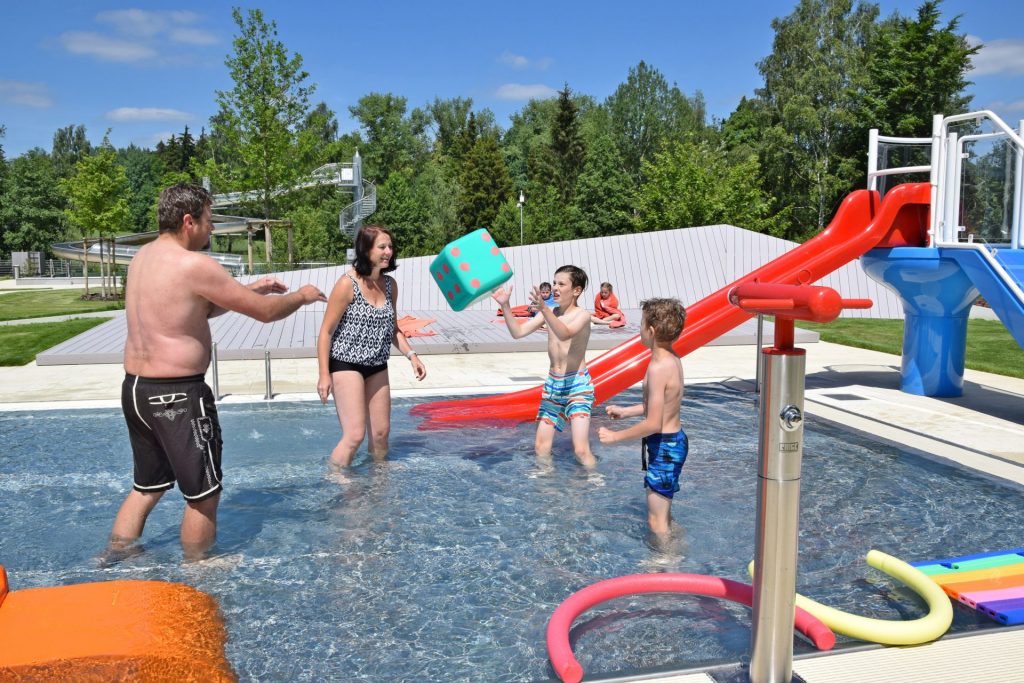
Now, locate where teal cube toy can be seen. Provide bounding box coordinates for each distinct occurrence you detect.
[430,228,513,311]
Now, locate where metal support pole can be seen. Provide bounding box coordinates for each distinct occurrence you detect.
[754,314,764,394]
[264,350,273,400]
[867,128,879,192]
[210,342,221,402]
[1013,120,1023,249]
[750,338,806,683]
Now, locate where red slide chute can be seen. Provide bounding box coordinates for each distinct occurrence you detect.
[414,182,930,426]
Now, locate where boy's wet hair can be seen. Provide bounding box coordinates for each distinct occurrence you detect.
[353,224,398,275]
[554,265,588,292]
[158,183,212,233]
[539,281,551,291]
[641,298,686,343]
[600,282,613,291]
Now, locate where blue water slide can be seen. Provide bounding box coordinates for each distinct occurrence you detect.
[941,246,1024,349]
[863,245,1024,397]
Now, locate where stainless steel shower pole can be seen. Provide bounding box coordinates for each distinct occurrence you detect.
[264,350,273,400]
[749,344,806,683]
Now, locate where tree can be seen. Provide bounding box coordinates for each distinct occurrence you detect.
[0,124,6,191]
[0,149,66,258]
[423,97,500,163]
[754,0,878,236]
[62,138,130,298]
[348,92,429,181]
[458,135,512,231]
[570,134,633,238]
[117,144,163,232]
[635,139,780,235]
[215,7,315,260]
[302,102,338,146]
[0,125,6,249]
[861,0,977,138]
[550,84,587,203]
[156,126,199,178]
[502,97,560,193]
[605,61,706,187]
[51,124,92,179]
[297,101,339,168]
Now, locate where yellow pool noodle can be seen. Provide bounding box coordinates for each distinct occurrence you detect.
[747,549,952,645]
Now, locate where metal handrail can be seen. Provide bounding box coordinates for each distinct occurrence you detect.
[211,162,357,208]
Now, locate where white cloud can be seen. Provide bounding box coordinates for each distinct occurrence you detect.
[969,36,1024,76]
[58,11,217,63]
[986,99,1024,114]
[59,31,156,62]
[495,83,558,101]
[97,9,202,38]
[499,51,529,68]
[0,80,53,108]
[498,51,553,70]
[106,107,193,123]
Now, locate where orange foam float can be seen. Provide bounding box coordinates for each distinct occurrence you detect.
[0,564,234,681]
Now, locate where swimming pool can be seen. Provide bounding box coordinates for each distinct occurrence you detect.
[1,384,1021,681]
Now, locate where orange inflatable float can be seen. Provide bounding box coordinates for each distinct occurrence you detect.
[0,564,234,681]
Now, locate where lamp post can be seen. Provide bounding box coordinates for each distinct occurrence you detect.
[517,190,525,245]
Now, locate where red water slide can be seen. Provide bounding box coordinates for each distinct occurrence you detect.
[413,182,931,426]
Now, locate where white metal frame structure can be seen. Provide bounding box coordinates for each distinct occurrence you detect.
[867,111,1024,308]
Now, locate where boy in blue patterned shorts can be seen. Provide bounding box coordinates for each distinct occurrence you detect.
[598,299,687,534]
[492,266,596,467]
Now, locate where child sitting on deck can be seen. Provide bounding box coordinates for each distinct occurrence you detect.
[492,267,596,467]
[598,298,687,534]
[591,282,625,327]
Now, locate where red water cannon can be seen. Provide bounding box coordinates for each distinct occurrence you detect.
[728,283,872,350]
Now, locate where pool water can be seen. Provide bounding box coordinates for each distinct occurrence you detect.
[1,384,1022,681]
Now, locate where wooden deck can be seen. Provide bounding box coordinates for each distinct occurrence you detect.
[35,224,864,365]
[35,307,812,365]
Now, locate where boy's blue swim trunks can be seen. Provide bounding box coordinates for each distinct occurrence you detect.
[537,368,594,432]
[642,429,689,499]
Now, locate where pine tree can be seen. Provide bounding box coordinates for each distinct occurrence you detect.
[550,84,586,203]
[458,135,512,230]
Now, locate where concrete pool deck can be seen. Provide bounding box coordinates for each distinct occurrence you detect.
[2,339,1023,682]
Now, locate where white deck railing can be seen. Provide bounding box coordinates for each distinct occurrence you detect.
[867,111,1024,250]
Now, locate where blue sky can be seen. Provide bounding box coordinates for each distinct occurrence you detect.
[1,0,1022,158]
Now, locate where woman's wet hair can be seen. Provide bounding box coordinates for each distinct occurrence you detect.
[353,225,398,276]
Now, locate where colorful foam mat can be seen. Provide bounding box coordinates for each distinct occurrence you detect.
[911,548,1024,625]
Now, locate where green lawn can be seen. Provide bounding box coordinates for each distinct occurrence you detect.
[0,288,123,321]
[796,317,1024,379]
[0,318,110,366]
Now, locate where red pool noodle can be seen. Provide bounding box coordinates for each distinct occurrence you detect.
[546,573,835,683]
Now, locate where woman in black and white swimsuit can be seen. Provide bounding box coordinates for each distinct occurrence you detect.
[316,225,426,468]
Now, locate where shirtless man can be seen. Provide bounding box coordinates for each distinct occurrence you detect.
[492,265,596,467]
[109,183,326,560]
